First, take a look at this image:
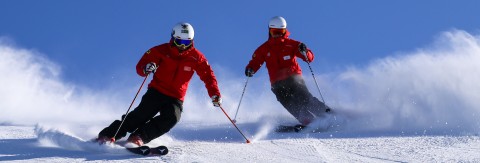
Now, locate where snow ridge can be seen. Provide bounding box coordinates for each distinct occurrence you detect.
[34,125,126,154]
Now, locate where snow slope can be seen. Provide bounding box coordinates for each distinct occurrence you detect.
[1,30,480,162]
[1,124,479,162]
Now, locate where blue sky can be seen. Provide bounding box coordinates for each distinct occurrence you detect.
[1,1,480,137]
[1,0,479,89]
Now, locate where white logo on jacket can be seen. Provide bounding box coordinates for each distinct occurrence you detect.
[184,66,192,71]
[283,55,291,60]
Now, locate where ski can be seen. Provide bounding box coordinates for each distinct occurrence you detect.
[126,145,169,156]
[91,138,168,156]
[150,145,169,155]
[275,124,306,133]
[126,146,151,156]
[275,124,327,133]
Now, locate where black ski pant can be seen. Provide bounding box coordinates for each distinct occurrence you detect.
[99,88,182,143]
[271,75,330,125]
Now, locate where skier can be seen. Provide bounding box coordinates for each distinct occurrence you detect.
[96,22,222,146]
[245,16,331,126]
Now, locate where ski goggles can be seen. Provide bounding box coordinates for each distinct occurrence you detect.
[173,38,193,47]
[269,28,286,36]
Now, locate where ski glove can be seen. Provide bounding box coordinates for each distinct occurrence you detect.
[211,95,222,107]
[144,62,157,75]
[299,43,311,62]
[245,68,254,77]
[299,43,307,53]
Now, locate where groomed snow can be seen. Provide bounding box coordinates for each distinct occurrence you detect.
[1,124,479,162]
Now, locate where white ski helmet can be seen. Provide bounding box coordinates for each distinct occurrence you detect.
[269,16,287,29]
[171,22,195,40]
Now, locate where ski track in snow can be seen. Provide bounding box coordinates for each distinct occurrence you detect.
[1,124,480,162]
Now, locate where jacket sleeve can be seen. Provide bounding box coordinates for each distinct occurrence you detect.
[195,54,221,98]
[246,44,268,73]
[136,47,161,77]
[294,41,314,63]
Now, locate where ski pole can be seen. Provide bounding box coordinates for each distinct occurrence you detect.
[302,51,329,111]
[219,105,251,143]
[111,74,150,142]
[232,77,250,123]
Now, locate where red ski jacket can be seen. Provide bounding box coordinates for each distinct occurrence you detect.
[136,40,221,101]
[246,30,314,84]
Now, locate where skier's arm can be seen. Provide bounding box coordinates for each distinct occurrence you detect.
[245,45,268,73]
[196,55,221,98]
[136,48,161,77]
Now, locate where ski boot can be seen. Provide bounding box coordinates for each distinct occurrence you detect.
[126,134,144,147]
